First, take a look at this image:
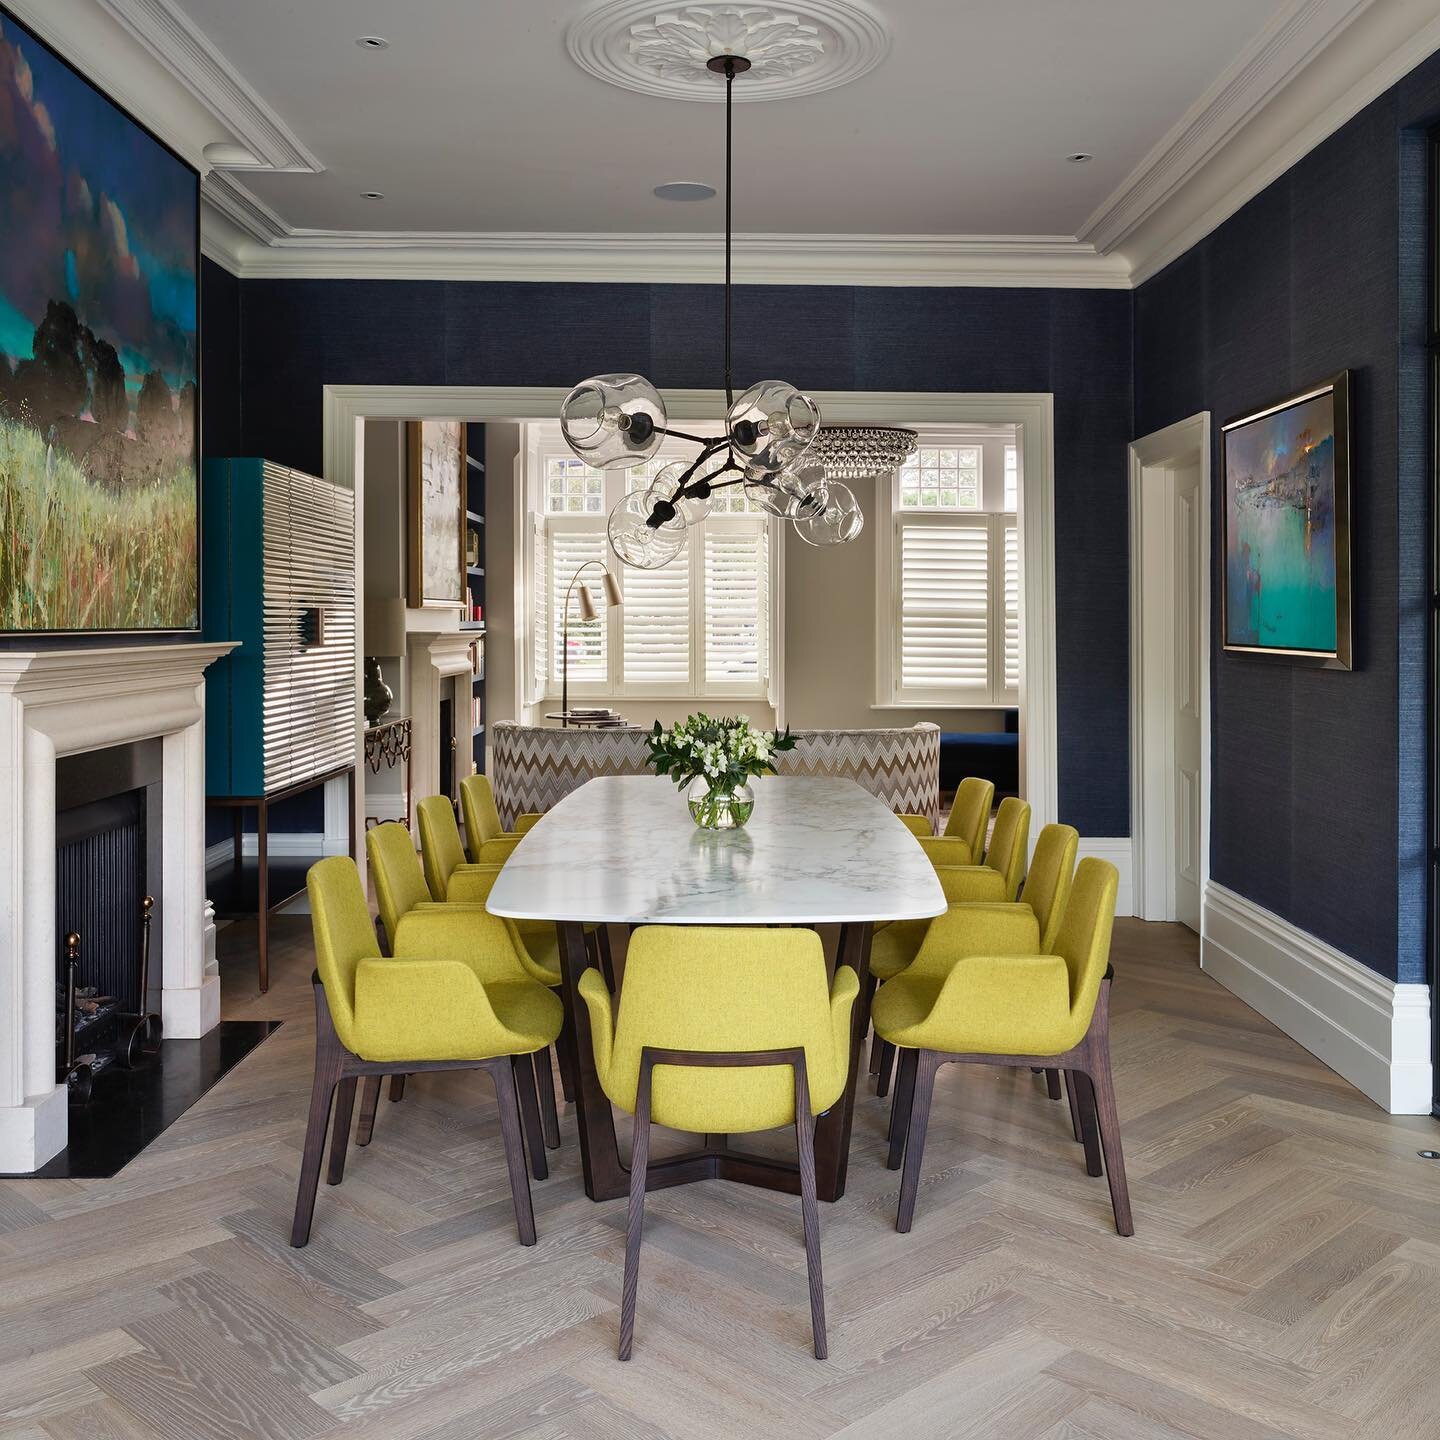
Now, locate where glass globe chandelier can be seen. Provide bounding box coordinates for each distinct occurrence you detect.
[559,53,915,568]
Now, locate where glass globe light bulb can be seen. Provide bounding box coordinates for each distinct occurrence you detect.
[561,374,667,470]
[647,460,714,524]
[607,489,686,569]
[793,480,863,547]
[726,381,820,477]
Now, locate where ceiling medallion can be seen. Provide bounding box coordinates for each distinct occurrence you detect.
[567,0,889,102]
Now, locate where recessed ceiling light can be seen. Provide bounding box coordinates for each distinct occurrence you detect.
[362,190,385,199]
[1066,152,1094,164]
[356,35,390,49]
[653,181,717,201]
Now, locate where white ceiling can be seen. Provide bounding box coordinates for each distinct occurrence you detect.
[172,0,1288,237]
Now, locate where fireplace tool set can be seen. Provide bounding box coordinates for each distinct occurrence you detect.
[58,896,163,1103]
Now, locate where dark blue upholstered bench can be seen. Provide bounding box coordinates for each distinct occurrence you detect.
[939,710,1019,796]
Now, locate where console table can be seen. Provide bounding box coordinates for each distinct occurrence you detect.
[364,716,412,830]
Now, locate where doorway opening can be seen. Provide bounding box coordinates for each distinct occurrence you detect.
[1129,414,1211,930]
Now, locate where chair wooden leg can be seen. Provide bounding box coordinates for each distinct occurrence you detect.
[1063,1069,1083,1144]
[389,1074,407,1102]
[793,1060,826,1360]
[597,925,618,992]
[535,1048,561,1150]
[326,1077,357,1185]
[619,1057,654,1361]
[896,1050,940,1234]
[887,1046,918,1170]
[1085,1030,1133,1237]
[513,1053,549,1182]
[1070,1070,1104,1177]
[876,1040,896,1098]
[491,1059,537,1246]
[355,1075,382,1147]
[291,989,343,1248]
[1044,1068,1063,1100]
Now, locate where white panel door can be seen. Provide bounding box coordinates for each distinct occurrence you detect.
[1172,460,1202,932]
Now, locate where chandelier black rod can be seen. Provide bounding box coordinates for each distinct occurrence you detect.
[723,56,735,413]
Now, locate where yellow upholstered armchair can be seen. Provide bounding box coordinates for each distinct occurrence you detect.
[900,775,995,869]
[291,857,562,1250]
[459,773,542,864]
[872,857,1130,1237]
[366,821,564,1151]
[578,926,858,1360]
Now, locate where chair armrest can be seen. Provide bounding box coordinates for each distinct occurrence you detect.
[445,866,502,904]
[352,956,503,1061]
[917,835,974,867]
[473,836,522,864]
[513,813,543,835]
[930,952,1072,1055]
[898,813,933,838]
[912,903,1041,974]
[577,968,614,1084]
[829,965,860,1070]
[934,866,1010,904]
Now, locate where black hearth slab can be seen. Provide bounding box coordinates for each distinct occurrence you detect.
[2,1021,280,1180]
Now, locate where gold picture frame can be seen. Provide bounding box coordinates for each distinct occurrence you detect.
[406,420,467,610]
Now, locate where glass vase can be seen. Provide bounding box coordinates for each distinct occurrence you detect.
[686,777,754,831]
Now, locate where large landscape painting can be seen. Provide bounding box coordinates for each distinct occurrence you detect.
[1222,374,1351,668]
[0,7,199,633]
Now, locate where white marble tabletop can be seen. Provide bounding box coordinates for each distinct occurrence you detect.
[484,775,947,925]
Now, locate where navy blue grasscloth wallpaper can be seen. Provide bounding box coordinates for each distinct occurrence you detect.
[199,273,1135,837]
[1135,51,1440,982]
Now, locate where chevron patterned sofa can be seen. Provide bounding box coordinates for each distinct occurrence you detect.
[490,721,941,834]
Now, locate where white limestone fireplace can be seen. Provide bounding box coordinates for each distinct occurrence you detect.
[0,643,234,1172]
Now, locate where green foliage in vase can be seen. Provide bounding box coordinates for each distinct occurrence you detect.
[647,712,796,793]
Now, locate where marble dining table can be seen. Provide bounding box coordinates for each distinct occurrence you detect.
[486,774,947,1203]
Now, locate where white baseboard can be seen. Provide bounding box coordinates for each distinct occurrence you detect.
[1077,837,1135,918]
[1201,881,1432,1115]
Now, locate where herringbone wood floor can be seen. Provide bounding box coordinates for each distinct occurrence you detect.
[4,918,1440,1439]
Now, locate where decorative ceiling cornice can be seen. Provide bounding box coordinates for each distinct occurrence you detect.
[1078,0,1376,257]
[92,0,322,172]
[199,220,1132,288]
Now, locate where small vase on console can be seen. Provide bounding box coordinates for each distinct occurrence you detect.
[363,657,394,726]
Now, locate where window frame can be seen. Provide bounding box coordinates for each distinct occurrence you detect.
[875,427,1020,710]
[520,424,776,706]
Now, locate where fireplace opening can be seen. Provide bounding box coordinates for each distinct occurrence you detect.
[440,694,455,803]
[54,744,164,1101]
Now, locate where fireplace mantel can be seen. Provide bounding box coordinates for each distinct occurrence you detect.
[0,642,235,1172]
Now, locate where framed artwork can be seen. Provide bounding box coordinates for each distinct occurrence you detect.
[1221,371,1352,669]
[406,420,466,609]
[0,6,200,634]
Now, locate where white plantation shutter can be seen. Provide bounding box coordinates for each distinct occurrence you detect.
[623,538,690,685]
[704,522,767,685]
[899,517,991,696]
[1002,519,1020,698]
[548,523,607,682]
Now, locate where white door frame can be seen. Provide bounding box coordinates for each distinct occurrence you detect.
[1128,412,1211,923]
[324,386,1057,888]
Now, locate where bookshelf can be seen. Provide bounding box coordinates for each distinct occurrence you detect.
[465,424,486,774]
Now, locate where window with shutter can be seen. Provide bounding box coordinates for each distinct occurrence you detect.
[704,522,767,686]
[899,518,991,696]
[878,426,1022,707]
[623,537,690,685]
[547,522,607,684]
[525,425,774,701]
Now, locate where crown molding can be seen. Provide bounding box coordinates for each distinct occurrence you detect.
[199,222,1132,287]
[92,0,322,173]
[1080,0,1376,256]
[1125,6,1440,285]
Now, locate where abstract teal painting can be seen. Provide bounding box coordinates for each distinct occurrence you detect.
[1222,373,1351,669]
[0,6,199,634]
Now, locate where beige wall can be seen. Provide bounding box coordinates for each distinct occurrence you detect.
[782,473,1007,733]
